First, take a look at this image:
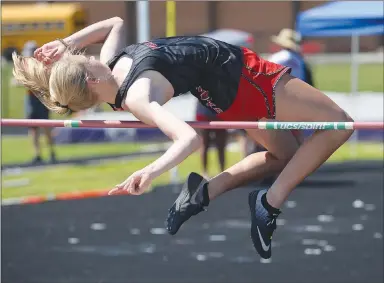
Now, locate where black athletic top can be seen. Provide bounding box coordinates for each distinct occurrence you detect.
[106,36,244,115]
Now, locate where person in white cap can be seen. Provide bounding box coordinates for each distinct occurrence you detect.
[269,28,308,83]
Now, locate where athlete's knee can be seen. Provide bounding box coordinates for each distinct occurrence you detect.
[271,140,299,163]
[265,151,293,172]
[342,111,354,129]
[330,110,355,140]
[334,108,354,123]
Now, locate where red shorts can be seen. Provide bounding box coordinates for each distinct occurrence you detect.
[196,114,213,122]
[217,47,291,121]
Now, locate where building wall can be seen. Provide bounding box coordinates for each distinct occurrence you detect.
[149,1,210,38]
[2,1,381,54]
[216,1,293,52]
[79,1,129,54]
[78,0,380,53]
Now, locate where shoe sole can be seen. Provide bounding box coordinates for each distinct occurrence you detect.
[248,190,271,259]
[166,173,205,235]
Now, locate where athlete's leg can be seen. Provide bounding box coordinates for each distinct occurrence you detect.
[207,125,299,200]
[249,74,354,259]
[199,125,300,259]
[266,73,354,208]
[166,124,300,235]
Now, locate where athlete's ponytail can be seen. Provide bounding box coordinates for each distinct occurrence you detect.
[12,49,98,115]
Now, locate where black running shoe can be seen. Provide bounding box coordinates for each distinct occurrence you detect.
[166,172,209,235]
[248,189,281,259]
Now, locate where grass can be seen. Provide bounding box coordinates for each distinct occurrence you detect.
[313,63,383,93]
[1,135,146,165]
[2,142,383,199]
[1,63,383,119]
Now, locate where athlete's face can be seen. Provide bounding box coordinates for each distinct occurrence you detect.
[83,56,119,105]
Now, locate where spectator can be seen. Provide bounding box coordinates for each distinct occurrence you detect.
[195,101,228,179]
[269,28,312,84]
[22,41,57,164]
[270,28,316,144]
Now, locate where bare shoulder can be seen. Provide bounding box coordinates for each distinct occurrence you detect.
[111,56,133,85]
[126,70,175,106]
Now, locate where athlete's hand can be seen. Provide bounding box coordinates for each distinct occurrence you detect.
[34,40,67,65]
[108,169,153,196]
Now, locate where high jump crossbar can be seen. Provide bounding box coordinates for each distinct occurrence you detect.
[1,119,383,130]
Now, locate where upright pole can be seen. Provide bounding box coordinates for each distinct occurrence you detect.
[351,34,359,98]
[1,62,10,118]
[165,1,178,182]
[292,1,301,30]
[350,34,360,158]
[166,1,176,37]
[136,0,150,42]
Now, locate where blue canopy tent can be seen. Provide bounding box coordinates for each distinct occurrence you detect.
[297,1,384,37]
[296,1,384,154]
[297,1,383,96]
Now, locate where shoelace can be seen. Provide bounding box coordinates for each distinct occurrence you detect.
[266,213,280,228]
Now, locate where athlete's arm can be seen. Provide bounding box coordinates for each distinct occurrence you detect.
[34,17,126,65]
[123,71,202,180]
[63,17,127,64]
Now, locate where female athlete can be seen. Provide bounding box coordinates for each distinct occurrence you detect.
[12,17,354,259]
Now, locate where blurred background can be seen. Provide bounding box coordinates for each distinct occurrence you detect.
[1,1,383,283]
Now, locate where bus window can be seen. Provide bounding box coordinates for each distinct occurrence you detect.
[56,22,65,30]
[32,23,39,30]
[44,22,52,31]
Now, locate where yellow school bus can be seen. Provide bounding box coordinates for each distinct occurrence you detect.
[1,3,87,53]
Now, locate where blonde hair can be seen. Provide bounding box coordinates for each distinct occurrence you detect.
[12,49,98,115]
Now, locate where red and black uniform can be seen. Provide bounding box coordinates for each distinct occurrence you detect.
[107,36,291,121]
